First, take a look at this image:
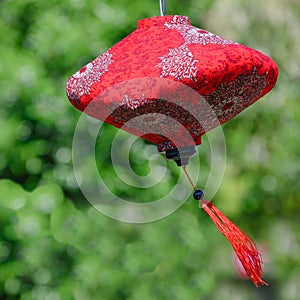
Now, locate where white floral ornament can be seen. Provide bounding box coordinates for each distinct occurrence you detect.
[67,51,113,99]
[157,45,199,81]
[164,17,236,46]
[121,94,148,110]
[157,15,236,80]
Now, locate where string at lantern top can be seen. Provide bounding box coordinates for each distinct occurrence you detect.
[66,0,278,287]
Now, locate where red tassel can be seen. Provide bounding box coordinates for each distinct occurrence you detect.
[201,200,268,287]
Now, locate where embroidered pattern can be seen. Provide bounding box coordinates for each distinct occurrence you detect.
[165,17,236,46]
[157,16,236,80]
[166,15,190,26]
[121,94,148,110]
[157,45,199,81]
[66,51,113,100]
[205,68,268,124]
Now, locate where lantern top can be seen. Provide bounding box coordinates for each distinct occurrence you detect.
[137,15,190,29]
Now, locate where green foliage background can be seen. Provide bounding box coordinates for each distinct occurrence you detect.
[0,0,299,299]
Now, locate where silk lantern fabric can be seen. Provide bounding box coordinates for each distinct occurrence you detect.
[66,15,278,152]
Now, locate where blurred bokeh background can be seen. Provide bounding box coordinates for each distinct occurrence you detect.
[0,0,299,299]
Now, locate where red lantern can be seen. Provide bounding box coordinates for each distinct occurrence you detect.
[66,14,278,287]
[67,15,277,164]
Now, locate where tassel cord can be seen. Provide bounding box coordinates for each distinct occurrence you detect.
[182,166,196,191]
[202,200,268,287]
[182,166,267,287]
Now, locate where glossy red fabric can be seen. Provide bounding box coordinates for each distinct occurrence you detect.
[66,15,278,151]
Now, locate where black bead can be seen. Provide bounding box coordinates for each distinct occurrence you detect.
[193,189,204,201]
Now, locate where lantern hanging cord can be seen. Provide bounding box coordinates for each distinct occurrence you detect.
[182,166,197,191]
[159,0,166,16]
